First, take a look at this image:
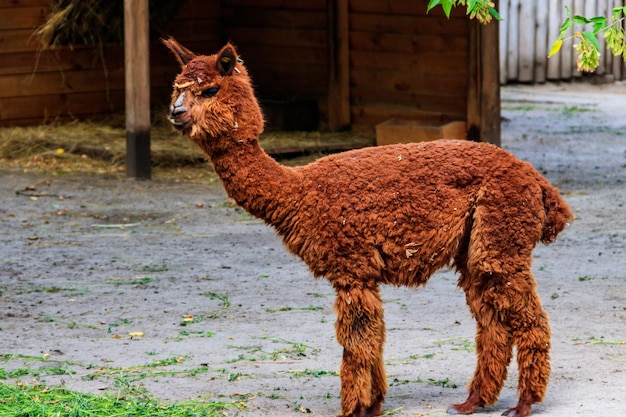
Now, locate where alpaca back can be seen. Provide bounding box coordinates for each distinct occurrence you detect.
[279,140,570,286]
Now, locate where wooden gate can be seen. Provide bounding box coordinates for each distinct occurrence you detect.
[499,0,626,83]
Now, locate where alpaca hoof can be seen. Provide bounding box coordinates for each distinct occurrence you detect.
[446,404,474,415]
[338,399,383,417]
[501,404,531,417]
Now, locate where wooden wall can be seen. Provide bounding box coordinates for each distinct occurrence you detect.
[0,0,221,126]
[347,0,469,134]
[1,0,473,135]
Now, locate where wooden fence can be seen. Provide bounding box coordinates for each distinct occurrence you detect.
[499,0,626,83]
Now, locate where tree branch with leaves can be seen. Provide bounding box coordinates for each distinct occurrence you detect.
[428,0,626,73]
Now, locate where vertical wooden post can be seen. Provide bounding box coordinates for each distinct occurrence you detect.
[466,13,501,146]
[327,0,350,131]
[481,17,501,146]
[124,0,151,179]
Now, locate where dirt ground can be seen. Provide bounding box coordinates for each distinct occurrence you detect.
[1,83,625,417]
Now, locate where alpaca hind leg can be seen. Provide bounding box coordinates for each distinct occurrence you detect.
[503,283,551,417]
[334,283,386,417]
[447,297,514,415]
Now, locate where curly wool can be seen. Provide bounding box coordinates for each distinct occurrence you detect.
[164,38,573,417]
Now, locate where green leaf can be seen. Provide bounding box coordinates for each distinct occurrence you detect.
[548,39,563,58]
[488,7,502,21]
[441,1,453,18]
[590,16,607,35]
[573,15,591,25]
[559,17,573,38]
[582,31,601,51]
[427,0,442,13]
[426,0,457,18]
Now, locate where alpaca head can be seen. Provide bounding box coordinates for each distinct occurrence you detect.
[163,38,264,152]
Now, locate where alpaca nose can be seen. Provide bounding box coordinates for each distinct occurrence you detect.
[169,92,188,120]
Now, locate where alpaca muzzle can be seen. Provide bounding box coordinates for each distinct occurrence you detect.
[168,92,189,128]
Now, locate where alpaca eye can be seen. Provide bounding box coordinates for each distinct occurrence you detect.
[201,87,219,98]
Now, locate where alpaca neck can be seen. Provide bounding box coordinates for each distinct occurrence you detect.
[209,138,301,226]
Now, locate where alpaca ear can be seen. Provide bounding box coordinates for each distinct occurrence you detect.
[162,37,196,67]
[217,44,238,76]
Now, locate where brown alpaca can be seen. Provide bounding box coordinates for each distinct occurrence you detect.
[163,39,573,417]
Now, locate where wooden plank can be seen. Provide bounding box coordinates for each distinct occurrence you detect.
[0,46,124,76]
[0,28,41,53]
[612,0,623,80]
[232,45,327,66]
[535,0,549,83]
[349,0,467,17]
[572,0,584,77]
[327,0,350,131]
[350,50,467,75]
[246,64,327,96]
[222,8,326,29]
[591,0,604,75]
[0,91,124,122]
[224,27,326,48]
[349,31,467,54]
[165,18,222,43]
[0,68,124,98]
[480,15,500,145]
[507,0,519,81]
[349,13,467,36]
[172,0,221,20]
[0,0,48,7]
[0,5,50,30]
[466,19,480,140]
[222,0,325,10]
[350,68,467,96]
[350,96,466,118]
[124,0,151,179]
[499,0,509,84]
[560,0,573,79]
[518,0,535,82]
[547,0,562,79]
[466,18,500,145]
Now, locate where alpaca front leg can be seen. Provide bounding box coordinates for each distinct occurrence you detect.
[334,284,387,417]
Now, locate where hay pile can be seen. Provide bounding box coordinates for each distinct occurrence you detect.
[0,117,205,176]
[34,0,184,47]
[0,117,373,176]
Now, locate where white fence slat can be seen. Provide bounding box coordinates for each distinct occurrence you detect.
[507,0,520,81]
[499,0,510,84]
[535,1,549,82]
[518,0,536,81]
[547,0,563,80]
[560,0,574,79]
[573,0,585,77]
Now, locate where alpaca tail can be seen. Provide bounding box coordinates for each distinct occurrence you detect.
[539,178,573,244]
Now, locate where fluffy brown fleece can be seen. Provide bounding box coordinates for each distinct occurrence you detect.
[163,38,573,417]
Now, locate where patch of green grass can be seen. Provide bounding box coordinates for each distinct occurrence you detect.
[433,337,476,353]
[502,104,538,111]
[289,369,338,378]
[228,337,320,363]
[107,318,133,333]
[0,381,246,416]
[430,377,458,388]
[105,276,153,286]
[167,330,215,342]
[201,292,231,308]
[573,336,625,345]
[562,105,596,116]
[0,366,76,379]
